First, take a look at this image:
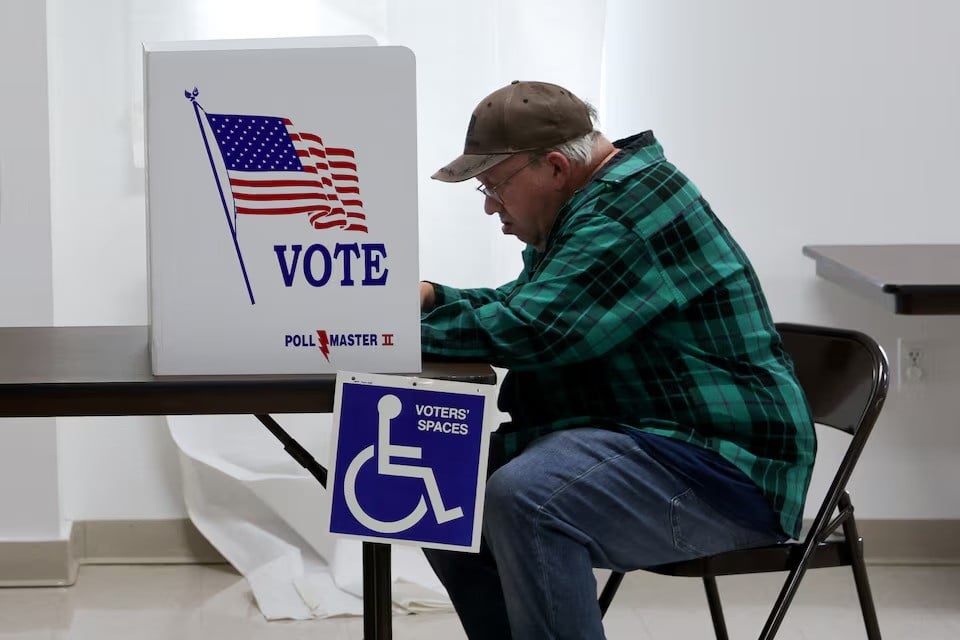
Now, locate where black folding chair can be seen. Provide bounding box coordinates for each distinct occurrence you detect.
[598,323,889,639]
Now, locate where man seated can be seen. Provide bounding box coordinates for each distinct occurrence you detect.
[419,80,816,640]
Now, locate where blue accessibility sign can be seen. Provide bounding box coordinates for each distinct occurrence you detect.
[326,373,495,551]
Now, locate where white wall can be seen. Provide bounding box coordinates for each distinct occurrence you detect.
[5,0,956,532]
[47,0,192,520]
[0,0,61,540]
[388,0,608,287]
[604,0,960,518]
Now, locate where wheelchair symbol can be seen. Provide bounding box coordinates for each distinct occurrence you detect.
[343,394,464,534]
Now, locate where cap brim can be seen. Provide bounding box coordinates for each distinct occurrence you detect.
[431,152,513,183]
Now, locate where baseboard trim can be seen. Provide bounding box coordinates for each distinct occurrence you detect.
[78,518,226,565]
[0,518,956,587]
[855,519,960,566]
[0,518,225,587]
[0,522,81,587]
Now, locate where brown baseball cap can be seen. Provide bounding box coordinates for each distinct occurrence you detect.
[432,80,593,183]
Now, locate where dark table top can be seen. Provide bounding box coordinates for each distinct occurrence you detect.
[803,244,960,315]
[0,326,496,418]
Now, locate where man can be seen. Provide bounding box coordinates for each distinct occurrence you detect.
[419,80,816,640]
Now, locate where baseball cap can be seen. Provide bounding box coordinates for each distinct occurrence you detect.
[432,80,593,183]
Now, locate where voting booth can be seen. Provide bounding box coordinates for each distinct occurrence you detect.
[143,37,421,375]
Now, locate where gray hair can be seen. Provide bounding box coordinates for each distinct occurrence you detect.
[542,102,603,167]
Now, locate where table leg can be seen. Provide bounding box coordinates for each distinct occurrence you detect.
[254,415,394,638]
[362,541,393,640]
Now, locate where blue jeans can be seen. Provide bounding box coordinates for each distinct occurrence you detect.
[424,428,783,640]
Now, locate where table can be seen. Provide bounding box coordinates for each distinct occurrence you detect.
[802,244,960,315]
[0,325,496,639]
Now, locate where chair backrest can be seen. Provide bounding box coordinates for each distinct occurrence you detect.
[774,323,890,542]
[776,323,888,436]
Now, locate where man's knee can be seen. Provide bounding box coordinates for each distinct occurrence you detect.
[484,457,544,535]
[485,458,521,503]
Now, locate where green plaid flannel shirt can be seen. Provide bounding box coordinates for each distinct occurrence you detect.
[421,131,816,538]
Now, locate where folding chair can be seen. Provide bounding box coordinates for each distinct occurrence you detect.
[598,323,889,639]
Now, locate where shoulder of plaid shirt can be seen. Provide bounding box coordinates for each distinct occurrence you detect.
[420,130,816,540]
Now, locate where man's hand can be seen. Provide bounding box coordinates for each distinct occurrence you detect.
[419,281,436,312]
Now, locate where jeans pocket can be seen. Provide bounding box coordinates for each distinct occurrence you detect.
[670,488,780,557]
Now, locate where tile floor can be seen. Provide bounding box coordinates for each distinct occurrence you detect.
[0,563,957,639]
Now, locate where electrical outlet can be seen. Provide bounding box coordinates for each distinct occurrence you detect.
[896,338,927,389]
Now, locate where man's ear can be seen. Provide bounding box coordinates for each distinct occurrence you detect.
[543,151,571,189]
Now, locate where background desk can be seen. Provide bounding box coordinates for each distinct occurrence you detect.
[0,325,496,640]
[803,244,960,315]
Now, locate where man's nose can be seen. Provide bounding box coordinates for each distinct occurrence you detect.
[483,195,500,216]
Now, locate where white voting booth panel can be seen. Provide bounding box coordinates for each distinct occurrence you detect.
[144,38,420,374]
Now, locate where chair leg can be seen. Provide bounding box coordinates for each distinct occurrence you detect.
[757,561,810,640]
[598,571,625,618]
[843,514,882,639]
[703,576,730,640]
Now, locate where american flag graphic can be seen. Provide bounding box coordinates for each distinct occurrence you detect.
[205,112,367,232]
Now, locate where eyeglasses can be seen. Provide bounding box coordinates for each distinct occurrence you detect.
[476,155,539,203]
